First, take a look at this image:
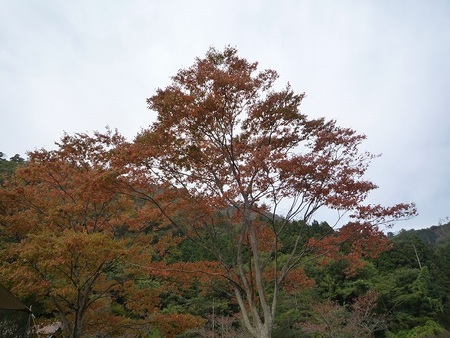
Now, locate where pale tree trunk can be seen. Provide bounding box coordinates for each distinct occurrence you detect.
[232,212,275,338]
[234,287,273,338]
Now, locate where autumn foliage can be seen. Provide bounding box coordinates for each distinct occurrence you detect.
[0,47,417,338]
[123,46,416,338]
[0,130,203,337]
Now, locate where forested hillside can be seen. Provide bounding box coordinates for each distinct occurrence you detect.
[1,151,449,337]
[0,48,446,338]
[393,222,450,246]
[0,152,25,185]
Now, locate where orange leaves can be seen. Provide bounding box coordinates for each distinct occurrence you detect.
[254,222,277,252]
[152,231,184,257]
[0,130,178,337]
[142,47,305,211]
[147,260,224,290]
[282,268,315,294]
[3,147,136,236]
[277,125,378,211]
[261,267,314,294]
[119,280,161,315]
[152,312,205,338]
[352,203,418,226]
[307,221,393,276]
[3,229,129,297]
[122,46,418,336]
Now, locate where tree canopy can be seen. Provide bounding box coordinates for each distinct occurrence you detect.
[0,132,202,337]
[0,152,25,186]
[123,46,416,338]
[0,47,421,338]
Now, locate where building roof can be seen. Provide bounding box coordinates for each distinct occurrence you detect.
[0,283,31,312]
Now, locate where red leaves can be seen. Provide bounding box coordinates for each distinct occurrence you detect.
[352,203,418,226]
[123,46,418,336]
[0,130,189,337]
[262,267,315,294]
[0,47,417,337]
[152,313,205,338]
[308,221,393,276]
[147,260,224,292]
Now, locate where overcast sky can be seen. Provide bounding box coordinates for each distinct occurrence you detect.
[1,1,449,231]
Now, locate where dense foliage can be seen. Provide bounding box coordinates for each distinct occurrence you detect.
[0,136,203,338]
[123,46,415,338]
[0,152,25,186]
[1,47,439,338]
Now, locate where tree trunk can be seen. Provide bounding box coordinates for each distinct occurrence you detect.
[72,308,83,338]
[234,283,274,338]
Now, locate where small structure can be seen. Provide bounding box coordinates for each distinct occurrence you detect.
[35,321,62,337]
[0,283,32,338]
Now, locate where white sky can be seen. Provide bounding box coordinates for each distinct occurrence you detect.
[1,1,449,231]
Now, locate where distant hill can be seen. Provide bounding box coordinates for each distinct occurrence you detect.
[396,221,450,246]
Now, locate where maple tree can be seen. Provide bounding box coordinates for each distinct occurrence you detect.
[125,46,417,338]
[0,130,203,338]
